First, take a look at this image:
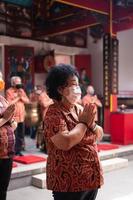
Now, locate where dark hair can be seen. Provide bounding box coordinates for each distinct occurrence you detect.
[45,64,79,101]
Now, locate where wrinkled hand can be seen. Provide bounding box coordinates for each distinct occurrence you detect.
[14,92,21,100]
[78,104,95,128]
[17,90,22,96]
[3,104,15,121]
[17,89,24,99]
[18,89,23,94]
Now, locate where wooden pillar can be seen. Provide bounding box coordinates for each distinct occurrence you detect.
[103,0,119,133]
[103,34,119,133]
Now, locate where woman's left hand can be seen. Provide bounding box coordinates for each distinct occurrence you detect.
[78,104,96,128]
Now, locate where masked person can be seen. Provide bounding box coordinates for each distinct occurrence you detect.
[36,85,53,151]
[82,85,102,122]
[80,68,90,97]
[44,64,104,200]
[6,76,29,156]
[30,85,53,150]
[0,71,17,200]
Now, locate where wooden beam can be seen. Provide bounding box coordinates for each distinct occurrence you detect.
[56,0,109,15]
[36,16,99,37]
[47,7,76,21]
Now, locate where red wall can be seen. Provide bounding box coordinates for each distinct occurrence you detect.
[74,54,91,81]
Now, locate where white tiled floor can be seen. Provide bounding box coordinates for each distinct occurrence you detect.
[113,193,133,200]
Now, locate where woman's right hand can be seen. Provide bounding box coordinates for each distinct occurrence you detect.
[78,104,95,128]
[3,104,15,121]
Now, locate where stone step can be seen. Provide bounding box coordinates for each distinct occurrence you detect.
[9,161,46,191]
[99,144,133,160]
[31,157,128,189]
[32,173,46,189]
[101,157,128,173]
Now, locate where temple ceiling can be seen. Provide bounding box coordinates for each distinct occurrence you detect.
[0,0,133,47]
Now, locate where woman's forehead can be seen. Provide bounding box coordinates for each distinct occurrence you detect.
[67,75,79,85]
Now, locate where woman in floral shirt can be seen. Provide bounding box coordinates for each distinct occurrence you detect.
[0,71,16,200]
[44,64,104,200]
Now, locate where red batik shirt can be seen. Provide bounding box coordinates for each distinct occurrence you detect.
[0,95,15,158]
[44,102,104,192]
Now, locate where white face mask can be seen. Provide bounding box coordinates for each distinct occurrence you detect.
[65,85,81,104]
[35,90,42,95]
[87,87,95,96]
[89,89,95,96]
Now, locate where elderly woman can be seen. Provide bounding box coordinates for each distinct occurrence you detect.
[6,76,29,156]
[0,71,17,200]
[44,64,104,200]
[82,85,102,123]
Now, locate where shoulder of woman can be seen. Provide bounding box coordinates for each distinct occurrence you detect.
[45,103,62,117]
[44,106,68,130]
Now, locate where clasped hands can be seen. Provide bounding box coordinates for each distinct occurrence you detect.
[17,89,23,98]
[78,104,96,129]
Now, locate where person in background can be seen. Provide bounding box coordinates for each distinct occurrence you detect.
[32,85,53,151]
[6,76,29,156]
[29,85,41,103]
[44,64,104,200]
[29,85,53,141]
[82,85,102,123]
[38,85,53,117]
[0,71,17,200]
[28,85,42,139]
[29,85,53,116]
[80,68,90,97]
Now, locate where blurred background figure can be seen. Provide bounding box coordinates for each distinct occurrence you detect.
[29,85,42,103]
[26,85,41,140]
[35,85,53,152]
[6,76,29,156]
[82,85,102,124]
[29,85,53,116]
[80,68,90,97]
[38,85,53,117]
[29,85,53,151]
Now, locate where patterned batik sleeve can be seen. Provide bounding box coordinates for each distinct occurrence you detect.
[44,107,68,140]
[0,127,8,157]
